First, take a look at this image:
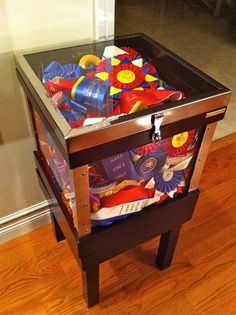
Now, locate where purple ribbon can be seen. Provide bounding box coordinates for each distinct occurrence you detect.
[101,152,137,182]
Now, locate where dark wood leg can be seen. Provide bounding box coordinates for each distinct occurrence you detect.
[156,226,181,270]
[51,212,65,242]
[82,261,99,308]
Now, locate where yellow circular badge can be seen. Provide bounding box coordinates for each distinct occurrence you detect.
[117,70,135,84]
[172,132,189,148]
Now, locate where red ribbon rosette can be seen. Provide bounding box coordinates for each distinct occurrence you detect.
[163,129,196,156]
[120,47,142,59]
[135,142,161,155]
[108,63,145,89]
[95,53,160,99]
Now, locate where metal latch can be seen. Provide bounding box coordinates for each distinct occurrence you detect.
[151,114,164,142]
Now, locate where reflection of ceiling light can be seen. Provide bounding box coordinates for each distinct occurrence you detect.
[137,116,152,127]
[97,10,114,22]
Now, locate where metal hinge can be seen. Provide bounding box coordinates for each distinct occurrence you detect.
[151,114,164,142]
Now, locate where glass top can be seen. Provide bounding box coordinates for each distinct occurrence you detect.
[24,34,219,131]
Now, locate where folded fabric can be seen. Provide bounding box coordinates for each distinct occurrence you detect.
[101,182,155,208]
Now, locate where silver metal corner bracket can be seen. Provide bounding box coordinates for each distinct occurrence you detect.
[189,122,217,191]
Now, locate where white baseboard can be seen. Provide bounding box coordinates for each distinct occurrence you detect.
[0,200,51,244]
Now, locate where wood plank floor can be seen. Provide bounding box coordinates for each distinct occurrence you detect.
[0,133,236,315]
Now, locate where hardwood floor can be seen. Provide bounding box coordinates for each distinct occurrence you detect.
[0,133,236,315]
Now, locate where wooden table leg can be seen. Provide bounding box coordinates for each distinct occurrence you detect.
[156,226,181,270]
[82,261,99,307]
[51,212,65,242]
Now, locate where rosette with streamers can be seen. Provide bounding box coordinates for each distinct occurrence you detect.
[43,61,61,74]
[134,150,166,180]
[79,54,101,72]
[154,170,183,193]
[120,47,142,59]
[95,53,160,99]
[43,62,83,84]
[163,130,196,157]
[135,142,161,156]
[51,92,87,127]
[60,63,83,78]
[43,69,66,84]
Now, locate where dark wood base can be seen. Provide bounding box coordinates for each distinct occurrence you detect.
[35,151,199,308]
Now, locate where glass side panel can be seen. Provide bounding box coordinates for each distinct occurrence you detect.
[25,35,218,130]
[33,110,75,219]
[89,127,201,227]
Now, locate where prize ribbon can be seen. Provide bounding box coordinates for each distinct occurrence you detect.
[135,142,161,156]
[60,63,83,78]
[154,170,183,193]
[43,62,83,83]
[79,54,101,71]
[95,54,160,99]
[90,193,101,212]
[120,47,142,59]
[43,69,66,84]
[134,150,166,180]
[163,130,196,156]
[71,76,111,112]
[43,61,61,74]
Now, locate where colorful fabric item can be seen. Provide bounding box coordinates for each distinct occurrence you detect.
[101,152,137,182]
[79,54,101,71]
[163,130,196,156]
[135,142,161,156]
[95,54,160,99]
[154,170,183,192]
[119,88,184,113]
[101,182,155,208]
[120,47,142,59]
[43,61,83,83]
[134,150,166,180]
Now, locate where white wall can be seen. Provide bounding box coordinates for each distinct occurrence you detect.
[0,0,115,218]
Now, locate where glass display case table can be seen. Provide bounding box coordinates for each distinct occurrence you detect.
[15,33,231,307]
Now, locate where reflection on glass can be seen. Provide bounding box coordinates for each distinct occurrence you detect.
[33,110,74,217]
[89,128,199,226]
[41,45,184,128]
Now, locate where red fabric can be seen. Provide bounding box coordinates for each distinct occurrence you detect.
[119,88,184,113]
[45,78,77,96]
[86,71,96,80]
[69,119,84,128]
[101,182,155,208]
[163,129,196,156]
[108,63,145,89]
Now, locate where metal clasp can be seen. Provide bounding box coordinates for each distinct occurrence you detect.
[151,114,163,143]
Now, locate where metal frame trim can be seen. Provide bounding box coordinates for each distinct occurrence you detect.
[189,122,217,191]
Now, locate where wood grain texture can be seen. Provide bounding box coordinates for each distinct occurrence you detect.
[0,133,236,314]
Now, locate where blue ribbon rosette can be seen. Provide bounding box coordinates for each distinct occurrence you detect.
[154,170,183,193]
[43,61,84,84]
[134,150,167,181]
